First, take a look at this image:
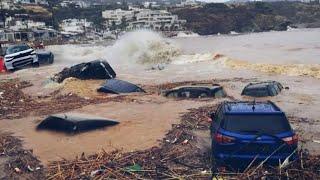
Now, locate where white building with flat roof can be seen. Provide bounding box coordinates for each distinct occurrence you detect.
[128,9,186,31]
[176,0,199,7]
[102,9,135,26]
[60,19,92,34]
[102,8,186,31]
[5,17,46,31]
[0,0,15,9]
[13,0,48,5]
[60,0,90,8]
[143,2,160,8]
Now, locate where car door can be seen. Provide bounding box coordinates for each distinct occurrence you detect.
[211,105,223,134]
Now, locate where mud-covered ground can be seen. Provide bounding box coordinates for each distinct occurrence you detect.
[0,132,45,179]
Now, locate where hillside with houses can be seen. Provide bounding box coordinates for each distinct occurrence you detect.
[1,0,320,43]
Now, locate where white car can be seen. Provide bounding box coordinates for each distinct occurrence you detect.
[4,44,39,70]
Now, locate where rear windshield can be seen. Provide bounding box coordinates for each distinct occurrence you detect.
[244,88,269,97]
[214,89,226,97]
[222,114,291,134]
[6,45,30,55]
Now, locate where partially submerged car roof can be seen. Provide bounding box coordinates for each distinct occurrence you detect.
[52,59,116,83]
[97,79,145,94]
[163,84,226,98]
[241,81,283,97]
[222,101,283,115]
[170,84,222,90]
[37,113,119,134]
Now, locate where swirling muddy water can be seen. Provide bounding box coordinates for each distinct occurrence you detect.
[1,29,319,163]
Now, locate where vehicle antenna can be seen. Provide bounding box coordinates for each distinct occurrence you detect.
[252,98,256,111]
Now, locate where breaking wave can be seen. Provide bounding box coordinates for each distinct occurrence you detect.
[172,53,214,64]
[176,32,200,37]
[48,30,181,66]
[110,30,181,65]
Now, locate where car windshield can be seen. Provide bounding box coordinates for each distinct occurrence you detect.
[222,114,292,135]
[6,45,30,55]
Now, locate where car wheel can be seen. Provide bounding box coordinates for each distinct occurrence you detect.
[6,68,15,72]
[48,54,54,64]
[33,62,40,68]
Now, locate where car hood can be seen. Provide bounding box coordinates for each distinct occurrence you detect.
[4,48,34,58]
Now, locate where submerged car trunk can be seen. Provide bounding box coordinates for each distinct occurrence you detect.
[97,79,145,94]
[37,114,119,134]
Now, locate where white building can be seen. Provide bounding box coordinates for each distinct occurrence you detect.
[60,19,92,34]
[176,0,199,7]
[5,17,46,30]
[102,8,186,31]
[60,0,90,8]
[102,9,135,26]
[13,0,48,5]
[128,9,186,31]
[143,2,160,8]
[0,0,15,9]
[36,0,48,5]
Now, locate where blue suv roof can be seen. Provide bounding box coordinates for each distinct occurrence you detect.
[223,101,283,114]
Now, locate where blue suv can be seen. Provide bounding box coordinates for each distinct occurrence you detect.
[210,101,298,170]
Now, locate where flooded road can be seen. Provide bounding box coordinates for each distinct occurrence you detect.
[0,28,320,163]
[0,95,213,164]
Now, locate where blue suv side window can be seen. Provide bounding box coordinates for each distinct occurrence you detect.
[212,105,224,131]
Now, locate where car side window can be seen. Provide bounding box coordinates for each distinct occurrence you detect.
[213,105,223,128]
[268,86,278,96]
[216,109,223,126]
[214,89,226,98]
[180,88,190,97]
[167,91,179,98]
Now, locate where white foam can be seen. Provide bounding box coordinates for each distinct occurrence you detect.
[176,32,200,37]
[48,30,181,67]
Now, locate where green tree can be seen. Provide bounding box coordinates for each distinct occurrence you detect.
[110,21,117,30]
[120,16,127,30]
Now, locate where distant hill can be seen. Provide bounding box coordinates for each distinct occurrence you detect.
[171,2,320,35]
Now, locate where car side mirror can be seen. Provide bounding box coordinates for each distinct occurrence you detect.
[210,113,215,120]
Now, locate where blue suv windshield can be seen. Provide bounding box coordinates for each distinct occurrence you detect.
[222,114,292,135]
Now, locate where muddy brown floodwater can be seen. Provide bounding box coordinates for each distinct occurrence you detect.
[0,95,213,164]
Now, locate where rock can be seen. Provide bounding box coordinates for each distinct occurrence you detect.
[14,167,21,173]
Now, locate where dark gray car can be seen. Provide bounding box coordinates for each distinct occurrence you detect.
[241,81,283,97]
[163,84,226,98]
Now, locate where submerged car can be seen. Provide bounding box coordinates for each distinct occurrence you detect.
[52,60,116,83]
[241,81,283,97]
[162,84,226,98]
[37,113,119,134]
[210,101,297,170]
[4,44,39,70]
[98,79,145,94]
[36,49,54,64]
